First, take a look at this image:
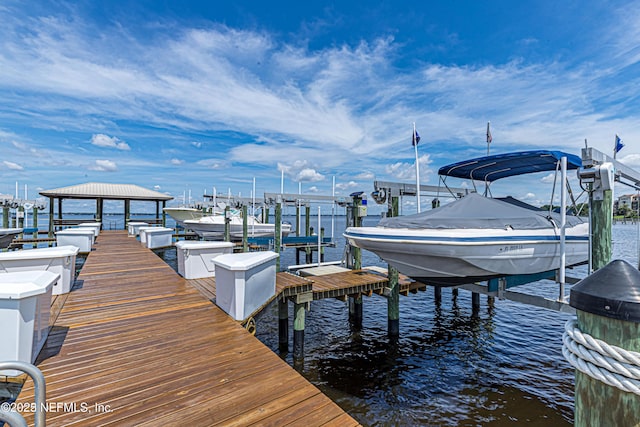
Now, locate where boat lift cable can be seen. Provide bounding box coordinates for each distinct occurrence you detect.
[563,318,640,396]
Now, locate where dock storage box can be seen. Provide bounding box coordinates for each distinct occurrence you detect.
[144,227,174,249]
[138,226,157,245]
[0,271,58,376]
[175,241,234,279]
[128,222,149,237]
[56,228,95,253]
[0,245,79,295]
[213,251,279,321]
[77,222,101,237]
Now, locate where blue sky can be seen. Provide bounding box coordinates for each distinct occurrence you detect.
[1,0,638,212]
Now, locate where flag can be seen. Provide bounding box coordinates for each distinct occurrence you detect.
[486,121,492,144]
[615,134,624,153]
[412,129,421,146]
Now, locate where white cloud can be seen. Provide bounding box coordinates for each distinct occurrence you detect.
[278,160,325,182]
[355,171,375,180]
[170,158,184,165]
[296,168,324,182]
[89,159,118,171]
[3,160,23,170]
[91,134,130,151]
[191,141,202,148]
[619,153,640,169]
[540,173,556,184]
[196,158,228,169]
[336,181,360,191]
[385,154,432,181]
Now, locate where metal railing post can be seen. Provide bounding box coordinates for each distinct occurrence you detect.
[0,361,46,426]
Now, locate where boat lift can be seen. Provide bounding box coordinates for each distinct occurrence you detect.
[371,180,469,213]
[459,147,640,313]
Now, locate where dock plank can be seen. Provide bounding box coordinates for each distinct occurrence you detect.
[15,230,359,426]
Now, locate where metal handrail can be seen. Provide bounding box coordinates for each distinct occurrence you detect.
[0,361,46,426]
[0,409,27,427]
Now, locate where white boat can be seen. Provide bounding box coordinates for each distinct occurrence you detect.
[344,150,589,286]
[163,207,205,228]
[184,212,291,240]
[0,228,22,249]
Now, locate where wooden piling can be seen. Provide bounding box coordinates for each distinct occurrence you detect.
[275,202,282,272]
[591,188,613,270]
[224,205,231,242]
[570,260,640,426]
[348,294,363,327]
[242,205,248,252]
[17,206,24,228]
[387,195,400,337]
[293,302,305,360]
[472,291,480,316]
[278,299,289,352]
[434,286,442,303]
[2,206,8,228]
[305,205,311,263]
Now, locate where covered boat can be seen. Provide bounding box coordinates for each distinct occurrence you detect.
[343,150,589,285]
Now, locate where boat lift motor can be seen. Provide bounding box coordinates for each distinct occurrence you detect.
[578,162,615,200]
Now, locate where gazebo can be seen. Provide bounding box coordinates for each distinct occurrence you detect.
[39,182,174,233]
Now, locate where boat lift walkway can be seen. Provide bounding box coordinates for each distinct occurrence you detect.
[14,230,360,426]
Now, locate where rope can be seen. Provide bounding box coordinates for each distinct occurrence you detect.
[563,318,640,395]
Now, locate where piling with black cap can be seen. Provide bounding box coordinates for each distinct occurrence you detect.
[569,259,640,426]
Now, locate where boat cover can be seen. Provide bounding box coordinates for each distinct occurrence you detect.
[378,193,584,230]
[438,150,582,182]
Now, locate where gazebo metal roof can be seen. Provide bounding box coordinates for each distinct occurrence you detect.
[40,182,173,201]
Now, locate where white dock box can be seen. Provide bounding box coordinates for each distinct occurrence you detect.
[0,245,79,295]
[175,240,234,279]
[0,271,58,376]
[144,227,174,249]
[138,226,157,245]
[128,222,149,237]
[213,251,279,321]
[77,222,101,237]
[56,228,95,253]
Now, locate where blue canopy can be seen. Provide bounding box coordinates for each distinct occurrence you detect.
[438,150,582,182]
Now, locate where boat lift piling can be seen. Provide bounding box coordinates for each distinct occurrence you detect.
[347,192,364,327]
[387,194,401,337]
[579,148,616,271]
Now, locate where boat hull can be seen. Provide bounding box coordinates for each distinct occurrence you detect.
[0,228,22,249]
[344,224,589,286]
[163,208,204,228]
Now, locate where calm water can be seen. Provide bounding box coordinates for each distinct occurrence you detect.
[254,219,638,426]
[10,213,640,425]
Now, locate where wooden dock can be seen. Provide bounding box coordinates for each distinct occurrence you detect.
[14,230,360,426]
[191,266,426,311]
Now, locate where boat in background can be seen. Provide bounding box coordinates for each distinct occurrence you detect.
[0,228,22,249]
[163,207,205,228]
[344,150,589,286]
[184,211,291,240]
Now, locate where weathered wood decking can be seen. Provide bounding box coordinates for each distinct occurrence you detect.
[16,230,360,426]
